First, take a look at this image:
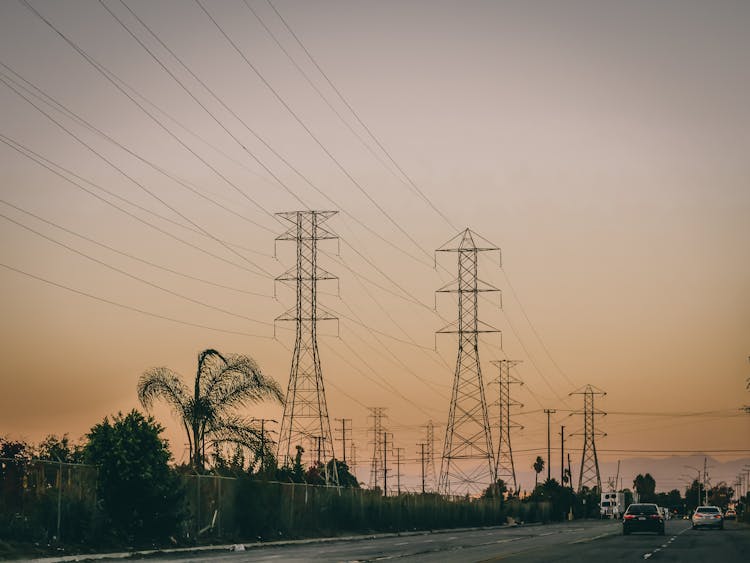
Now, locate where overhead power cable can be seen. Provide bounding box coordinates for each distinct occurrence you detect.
[0,67,271,279]
[18,0,280,247]
[264,0,581,400]
[0,211,274,328]
[0,134,264,277]
[0,63,276,259]
[101,0,310,212]
[195,0,436,266]
[265,0,458,231]
[0,262,270,338]
[116,0,436,269]
[0,198,272,299]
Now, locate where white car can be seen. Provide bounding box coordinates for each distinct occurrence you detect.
[691,506,724,530]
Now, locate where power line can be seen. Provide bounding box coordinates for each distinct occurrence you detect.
[0,211,274,328]
[264,0,580,402]
[0,62,277,258]
[104,0,310,212]
[17,0,281,263]
[0,198,273,299]
[0,67,272,279]
[0,134,265,276]
[195,0,435,266]
[119,0,441,271]
[0,262,270,339]
[265,0,458,231]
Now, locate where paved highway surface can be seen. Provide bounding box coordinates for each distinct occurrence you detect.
[146,519,749,562]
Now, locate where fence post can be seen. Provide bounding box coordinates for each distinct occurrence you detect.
[56,460,62,543]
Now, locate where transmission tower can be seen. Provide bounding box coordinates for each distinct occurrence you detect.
[275,210,339,485]
[368,407,387,491]
[424,420,438,492]
[490,359,523,495]
[570,384,606,492]
[436,228,501,496]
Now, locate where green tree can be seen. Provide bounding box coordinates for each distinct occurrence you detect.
[708,482,733,509]
[0,438,31,512]
[685,479,702,510]
[37,434,83,463]
[83,410,184,545]
[137,348,283,471]
[633,473,656,502]
[533,456,545,487]
[481,479,508,500]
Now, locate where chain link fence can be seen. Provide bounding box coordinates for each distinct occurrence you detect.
[2,462,550,546]
[0,458,98,544]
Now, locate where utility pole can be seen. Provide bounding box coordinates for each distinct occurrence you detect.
[571,384,606,492]
[424,421,437,492]
[395,447,404,496]
[253,418,277,469]
[335,418,351,464]
[436,228,501,496]
[350,442,358,477]
[276,210,339,486]
[704,457,708,505]
[560,425,565,485]
[383,432,389,497]
[567,453,573,490]
[418,443,426,494]
[492,359,523,494]
[544,409,556,482]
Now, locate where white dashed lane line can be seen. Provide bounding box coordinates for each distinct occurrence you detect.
[642,526,691,559]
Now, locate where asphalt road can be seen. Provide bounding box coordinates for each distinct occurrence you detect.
[143,518,749,563]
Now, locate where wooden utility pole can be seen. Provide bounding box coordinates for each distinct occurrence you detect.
[395,447,404,496]
[383,432,388,497]
[418,443,426,494]
[560,425,565,485]
[544,409,556,481]
[335,418,351,464]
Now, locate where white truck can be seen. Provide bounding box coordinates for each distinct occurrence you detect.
[600,491,625,519]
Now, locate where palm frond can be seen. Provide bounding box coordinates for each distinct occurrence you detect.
[137,367,190,417]
[196,349,228,396]
[208,414,267,454]
[206,354,284,409]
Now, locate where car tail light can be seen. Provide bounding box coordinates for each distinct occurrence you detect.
[650,514,661,519]
[715,515,722,519]
[624,514,636,520]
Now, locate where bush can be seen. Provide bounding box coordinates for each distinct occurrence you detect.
[83,410,185,546]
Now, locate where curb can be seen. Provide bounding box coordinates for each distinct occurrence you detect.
[27,522,546,562]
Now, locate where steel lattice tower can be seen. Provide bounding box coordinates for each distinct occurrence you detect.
[436,229,501,496]
[424,420,438,492]
[368,407,387,491]
[490,359,523,495]
[571,384,606,492]
[275,211,338,484]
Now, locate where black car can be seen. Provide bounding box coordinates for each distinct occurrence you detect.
[623,503,665,535]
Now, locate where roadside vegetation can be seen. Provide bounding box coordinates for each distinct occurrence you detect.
[1,349,747,557]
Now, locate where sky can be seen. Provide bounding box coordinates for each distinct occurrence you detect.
[0,0,748,494]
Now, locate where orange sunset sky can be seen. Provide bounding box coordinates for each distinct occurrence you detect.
[1,0,748,492]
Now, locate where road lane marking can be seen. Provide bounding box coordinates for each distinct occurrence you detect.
[394,541,409,546]
[568,531,615,544]
[643,554,652,560]
[539,532,555,537]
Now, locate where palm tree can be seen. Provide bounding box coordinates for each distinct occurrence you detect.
[138,349,283,471]
[533,456,545,488]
